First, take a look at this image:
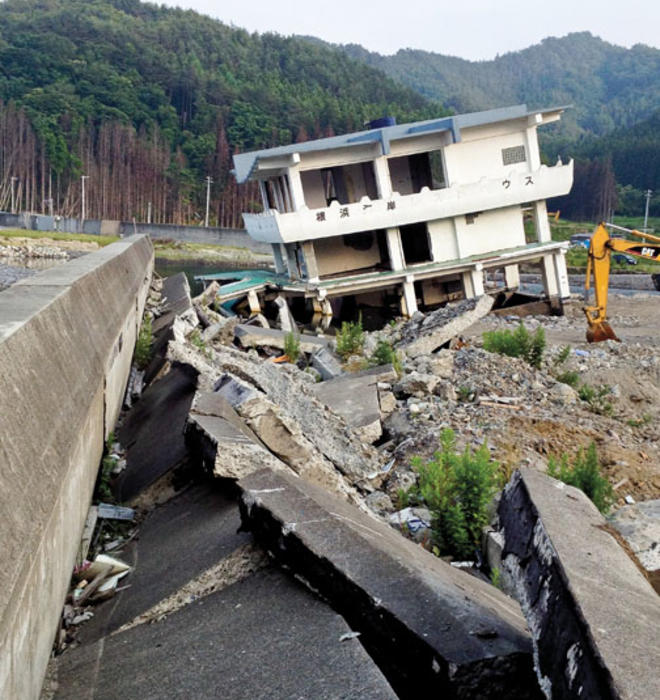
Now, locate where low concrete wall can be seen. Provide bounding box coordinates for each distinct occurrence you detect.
[0,211,270,254]
[118,221,270,253]
[0,236,154,699]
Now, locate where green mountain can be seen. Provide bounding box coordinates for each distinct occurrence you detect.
[0,0,440,223]
[320,33,660,141]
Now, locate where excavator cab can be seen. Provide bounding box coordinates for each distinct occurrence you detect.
[584,222,660,342]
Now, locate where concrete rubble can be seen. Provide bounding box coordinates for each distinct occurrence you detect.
[609,499,660,594]
[498,468,660,699]
[394,295,494,358]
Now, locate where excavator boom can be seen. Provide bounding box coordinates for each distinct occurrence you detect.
[584,222,660,342]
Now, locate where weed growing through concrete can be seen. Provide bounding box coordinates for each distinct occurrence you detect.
[96,432,117,503]
[482,322,546,369]
[134,315,153,369]
[547,442,614,513]
[407,428,501,560]
[283,331,300,363]
[335,315,365,359]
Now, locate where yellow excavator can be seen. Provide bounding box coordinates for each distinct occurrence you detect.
[584,222,660,342]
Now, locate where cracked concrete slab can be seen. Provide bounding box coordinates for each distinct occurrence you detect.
[55,567,397,700]
[114,362,199,502]
[238,468,541,699]
[77,482,249,645]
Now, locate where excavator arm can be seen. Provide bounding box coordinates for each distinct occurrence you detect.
[584,222,660,342]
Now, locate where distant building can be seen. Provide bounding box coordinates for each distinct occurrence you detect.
[232,104,573,318]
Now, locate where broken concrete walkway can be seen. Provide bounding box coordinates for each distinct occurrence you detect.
[239,468,541,699]
[55,481,396,700]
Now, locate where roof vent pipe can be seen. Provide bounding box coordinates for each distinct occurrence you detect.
[366,116,396,129]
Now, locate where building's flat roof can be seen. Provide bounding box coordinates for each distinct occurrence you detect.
[232,104,569,183]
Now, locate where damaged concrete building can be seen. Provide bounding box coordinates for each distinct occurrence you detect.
[231,104,573,318]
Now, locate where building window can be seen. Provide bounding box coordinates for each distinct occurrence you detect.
[502,145,526,166]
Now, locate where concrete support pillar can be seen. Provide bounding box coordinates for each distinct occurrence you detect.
[247,289,261,315]
[287,166,306,211]
[452,217,465,259]
[525,124,541,171]
[283,244,300,279]
[300,241,319,282]
[462,265,485,298]
[373,156,392,199]
[271,244,286,275]
[554,250,570,298]
[401,276,418,317]
[386,227,405,271]
[534,201,552,243]
[541,254,559,298]
[504,264,520,290]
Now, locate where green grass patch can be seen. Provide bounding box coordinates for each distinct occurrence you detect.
[0,228,118,246]
[482,322,545,369]
[548,443,614,513]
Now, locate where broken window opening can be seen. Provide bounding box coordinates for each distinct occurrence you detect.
[261,175,294,213]
[388,150,447,196]
[400,222,432,265]
[300,163,378,209]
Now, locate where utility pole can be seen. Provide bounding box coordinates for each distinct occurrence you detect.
[10,176,17,214]
[204,176,212,228]
[643,189,652,231]
[81,175,89,222]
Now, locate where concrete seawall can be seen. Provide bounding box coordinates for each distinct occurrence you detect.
[0,236,154,699]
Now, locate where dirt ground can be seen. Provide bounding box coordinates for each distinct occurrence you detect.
[465,292,660,504]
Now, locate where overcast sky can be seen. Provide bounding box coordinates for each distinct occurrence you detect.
[158,0,658,60]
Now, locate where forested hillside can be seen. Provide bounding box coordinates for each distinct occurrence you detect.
[331,33,660,141]
[317,33,659,219]
[0,0,439,224]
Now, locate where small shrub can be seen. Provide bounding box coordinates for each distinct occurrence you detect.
[457,385,476,402]
[336,315,365,359]
[626,413,652,428]
[547,442,614,513]
[409,428,500,560]
[370,339,401,375]
[482,322,545,369]
[283,331,301,363]
[134,316,153,369]
[556,370,580,388]
[578,383,613,416]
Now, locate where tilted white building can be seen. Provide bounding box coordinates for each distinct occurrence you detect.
[232,104,573,318]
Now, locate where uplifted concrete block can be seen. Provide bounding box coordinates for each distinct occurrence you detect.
[499,469,660,700]
[310,346,342,380]
[312,366,389,444]
[239,468,540,699]
[186,391,287,481]
[398,295,494,358]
